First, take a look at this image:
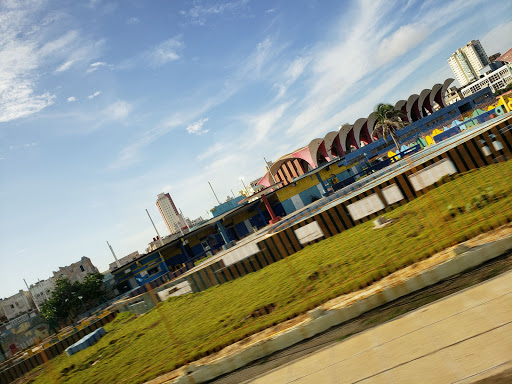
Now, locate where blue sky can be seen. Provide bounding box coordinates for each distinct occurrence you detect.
[1,0,511,298]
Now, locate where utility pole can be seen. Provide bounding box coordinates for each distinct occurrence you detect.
[180,208,190,230]
[208,181,221,205]
[264,157,277,184]
[146,209,164,246]
[107,241,121,269]
[240,178,249,196]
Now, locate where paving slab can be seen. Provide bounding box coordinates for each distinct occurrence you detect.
[245,271,512,383]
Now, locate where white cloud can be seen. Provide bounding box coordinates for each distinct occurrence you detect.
[273,56,311,98]
[186,117,209,135]
[126,17,140,25]
[245,101,292,144]
[480,20,512,56]
[285,0,487,137]
[55,60,75,72]
[104,100,132,120]
[180,0,249,26]
[0,2,56,122]
[9,142,39,150]
[67,96,76,102]
[87,61,112,73]
[148,37,184,66]
[88,91,101,99]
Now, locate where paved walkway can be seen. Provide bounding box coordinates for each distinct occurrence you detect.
[247,271,512,384]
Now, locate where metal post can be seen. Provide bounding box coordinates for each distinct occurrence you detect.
[208,181,221,205]
[264,157,278,184]
[146,209,164,246]
[179,208,190,230]
[107,241,121,268]
[240,178,249,196]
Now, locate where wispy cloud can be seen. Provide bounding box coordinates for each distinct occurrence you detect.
[88,91,101,99]
[285,0,487,137]
[87,61,113,73]
[180,0,249,26]
[0,1,57,122]
[67,96,76,102]
[55,60,75,72]
[147,37,184,66]
[9,142,39,151]
[186,117,209,135]
[126,17,140,25]
[103,100,132,120]
[273,56,311,98]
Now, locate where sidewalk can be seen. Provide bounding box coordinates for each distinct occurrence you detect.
[247,270,512,384]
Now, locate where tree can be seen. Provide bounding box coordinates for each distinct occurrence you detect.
[374,103,409,153]
[40,273,106,324]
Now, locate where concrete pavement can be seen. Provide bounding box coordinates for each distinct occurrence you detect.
[246,270,512,384]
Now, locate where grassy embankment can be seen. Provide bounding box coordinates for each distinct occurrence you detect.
[30,160,512,384]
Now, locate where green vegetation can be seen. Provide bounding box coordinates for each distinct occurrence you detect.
[41,273,106,324]
[374,103,408,152]
[30,161,512,384]
[494,82,512,96]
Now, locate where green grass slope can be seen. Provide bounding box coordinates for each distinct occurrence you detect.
[31,160,512,384]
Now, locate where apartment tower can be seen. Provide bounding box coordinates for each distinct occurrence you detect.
[448,40,490,86]
[156,193,187,234]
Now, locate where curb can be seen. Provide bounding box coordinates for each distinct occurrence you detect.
[163,235,512,384]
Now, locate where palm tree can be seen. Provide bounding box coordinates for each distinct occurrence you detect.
[374,103,408,154]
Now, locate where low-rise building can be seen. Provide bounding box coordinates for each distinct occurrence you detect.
[109,251,141,271]
[53,256,99,284]
[29,278,55,308]
[444,86,463,105]
[0,290,35,320]
[461,64,512,97]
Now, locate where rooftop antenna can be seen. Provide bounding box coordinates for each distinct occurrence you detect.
[107,241,121,269]
[146,208,164,246]
[264,157,277,184]
[208,181,221,205]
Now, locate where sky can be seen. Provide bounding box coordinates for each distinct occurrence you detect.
[1,0,511,298]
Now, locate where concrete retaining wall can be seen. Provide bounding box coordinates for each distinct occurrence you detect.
[165,234,512,384]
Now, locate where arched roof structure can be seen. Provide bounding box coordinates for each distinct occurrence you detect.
[367,112,380,140]
[418,89,433,117]
[440,78,454,109]
[394,100,408,123]
[406,94,421,122]
[429,83,443,109]
[256,78,459,187]
[338,124,354,152]
[323,131,344,158]
[353,117,372,146]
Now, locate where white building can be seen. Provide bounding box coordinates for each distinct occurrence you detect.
[0,290,35,320]
[444,86,463,105]
[461,64,512,97]
[448,40,490,86]
[53,256,99,284]
[156,193,187,234]
[29,278,55,308]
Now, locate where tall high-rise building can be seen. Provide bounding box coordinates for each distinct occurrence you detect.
[156,193,187,234]
[448,40,490,86]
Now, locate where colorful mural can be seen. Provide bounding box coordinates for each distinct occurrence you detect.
[385,95,512,159]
